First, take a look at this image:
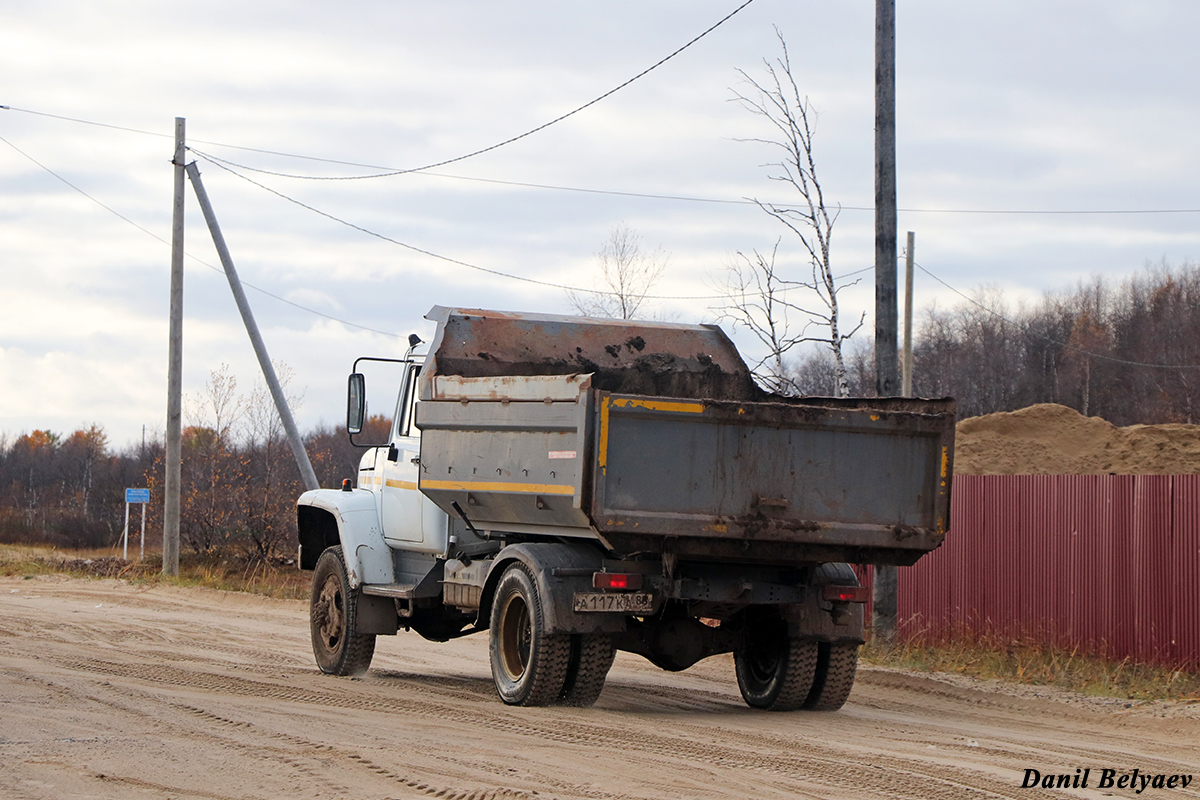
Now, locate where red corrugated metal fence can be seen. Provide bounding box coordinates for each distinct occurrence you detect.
[856,475,1200,670]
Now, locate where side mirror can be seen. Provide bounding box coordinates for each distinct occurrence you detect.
[347,373,366,434]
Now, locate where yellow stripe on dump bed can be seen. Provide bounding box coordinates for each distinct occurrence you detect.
[610,397,705,414]
[421,479,575,496]
[598,395,706,472]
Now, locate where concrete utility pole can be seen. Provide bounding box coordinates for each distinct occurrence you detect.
[163,117,185,577]
[185,162,320,492]
[873,0,899,644]
[902,231,915,397]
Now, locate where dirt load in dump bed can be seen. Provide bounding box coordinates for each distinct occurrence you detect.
[954,403,1200,475]
[424,306,762,400]
[424,307,953,417]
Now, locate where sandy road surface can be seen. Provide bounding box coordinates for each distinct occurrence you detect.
[2,575,1198,800]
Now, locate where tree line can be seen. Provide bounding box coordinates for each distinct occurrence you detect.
[790,260,1200,426]
[0,366,384,559]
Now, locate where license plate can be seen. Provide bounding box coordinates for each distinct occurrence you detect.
[573,592,655,613]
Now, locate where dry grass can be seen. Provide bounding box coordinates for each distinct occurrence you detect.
[863,631,1200,703]
[0,544,311,600]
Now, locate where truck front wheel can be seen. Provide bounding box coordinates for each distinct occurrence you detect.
[311,546,376,676]
[735,612,818,711]
[489,564,570,706]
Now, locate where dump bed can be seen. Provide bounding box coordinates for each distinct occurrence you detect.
[415,307,954,566]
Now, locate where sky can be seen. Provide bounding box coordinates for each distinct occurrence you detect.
[3,0,1199,450]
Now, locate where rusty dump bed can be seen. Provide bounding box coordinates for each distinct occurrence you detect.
[416,307,955,567]
[421,305,761,402]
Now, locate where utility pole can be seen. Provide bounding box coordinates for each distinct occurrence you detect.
[185,162,320,492]
[902,231,915,397]
[163,117,185,577]
[873,0,899,644]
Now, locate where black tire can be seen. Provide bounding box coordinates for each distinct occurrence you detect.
[558,633,615,707]
[803,642,859,711]
[489,564,570,706]
[735,612,818,711]
[310,547,376,676]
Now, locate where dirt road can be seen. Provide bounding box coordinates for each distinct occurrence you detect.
[3,575,1198,800]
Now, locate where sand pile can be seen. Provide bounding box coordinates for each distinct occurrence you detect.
[954,403,1200,475]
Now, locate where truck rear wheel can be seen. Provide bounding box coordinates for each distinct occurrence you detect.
[803,642,859,711]
[489,564,570,706]
[735,613,818,711]
[558,633,615,707]
[310,546,376,676]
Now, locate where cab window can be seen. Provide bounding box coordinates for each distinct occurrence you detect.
[395,364,422,438]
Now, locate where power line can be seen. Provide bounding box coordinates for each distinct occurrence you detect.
[193,151,876,300]
[0,104,172,140]
[0,133,165,242]
[195,149,758,205]
[191,152,732,300]
[0,132,404,338]
[902,206,1200,216]
[389,176,1200,216]
[186,1,759,181]
[9,104,1200,217]
[914,261,1200,370]
[3,126,868,315]
[6,0,757,184]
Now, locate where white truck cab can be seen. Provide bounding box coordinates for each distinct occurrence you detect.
[355,358,449,554]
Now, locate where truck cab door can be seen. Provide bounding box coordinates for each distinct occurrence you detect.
[380,363,425,545]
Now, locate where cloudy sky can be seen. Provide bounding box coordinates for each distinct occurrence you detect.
[3,0,1198,449]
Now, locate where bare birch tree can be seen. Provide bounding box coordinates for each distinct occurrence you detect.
[569,222,668,320]
[721,27,863,396]
[715,241,812,394]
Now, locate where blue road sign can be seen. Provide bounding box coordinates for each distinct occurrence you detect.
[126,488,151,504]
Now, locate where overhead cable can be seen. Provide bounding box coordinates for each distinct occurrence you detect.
[0,132,403,338]
[191,152,722,299]
[8,105,1200,216]
[184,0,759,181]
[192,152,875,299]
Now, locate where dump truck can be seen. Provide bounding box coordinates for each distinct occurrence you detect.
[297,306,955,710]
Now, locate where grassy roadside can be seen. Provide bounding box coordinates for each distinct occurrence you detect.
[862,635,1200,703]
[4,544,1198,702]
[0,544,311,600]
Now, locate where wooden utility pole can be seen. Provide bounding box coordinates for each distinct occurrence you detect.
[902,231,915,397]
[873,0,899,644]
[163,117,185,577]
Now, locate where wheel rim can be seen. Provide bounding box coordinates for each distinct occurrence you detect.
[314,573,345,653]
[745,639,783,687]
[497,592,532,681]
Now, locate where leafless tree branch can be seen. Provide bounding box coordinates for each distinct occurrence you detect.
[720,26,859,396]
[568,222,668,320]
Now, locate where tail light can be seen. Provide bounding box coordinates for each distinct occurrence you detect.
[593,572,643,591]
[822,584,869,603]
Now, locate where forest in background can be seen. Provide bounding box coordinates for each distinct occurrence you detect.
[3,261,1198,556]
[793,261,1200,425]
[0,365,389,556]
